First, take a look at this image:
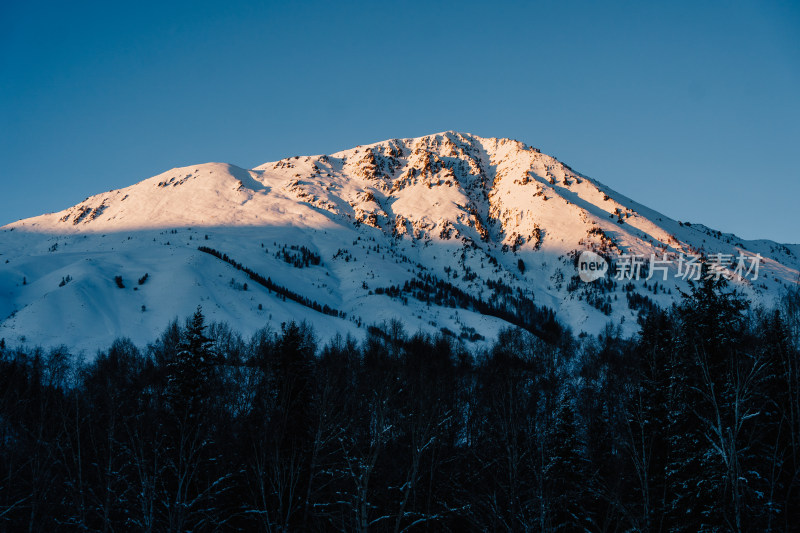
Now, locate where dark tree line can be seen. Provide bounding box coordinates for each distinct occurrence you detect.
[197,246,343,318]
[0,278,798,531]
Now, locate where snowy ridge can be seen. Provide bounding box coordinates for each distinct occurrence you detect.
[1,132,798,354]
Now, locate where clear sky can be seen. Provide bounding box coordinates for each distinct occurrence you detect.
[2,0,798,243]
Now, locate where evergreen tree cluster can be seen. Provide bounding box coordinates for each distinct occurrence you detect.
[275,244,322,268]
[0,279,798,531]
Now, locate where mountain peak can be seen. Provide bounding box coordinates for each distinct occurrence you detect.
[2,133,798,352]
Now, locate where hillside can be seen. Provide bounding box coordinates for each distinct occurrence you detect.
[1,132,798,353]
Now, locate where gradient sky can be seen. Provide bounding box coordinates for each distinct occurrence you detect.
[2,0,798,242]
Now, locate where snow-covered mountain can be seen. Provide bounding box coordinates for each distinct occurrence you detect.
[1,132,798,354]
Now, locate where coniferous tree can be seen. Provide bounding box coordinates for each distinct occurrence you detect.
[669,270,760,530]
[625,307,675,531]
[166,306,216,419]
[163,306,228,532]
[546,389,589,531]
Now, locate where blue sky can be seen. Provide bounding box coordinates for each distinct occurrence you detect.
[2,0,798,242]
